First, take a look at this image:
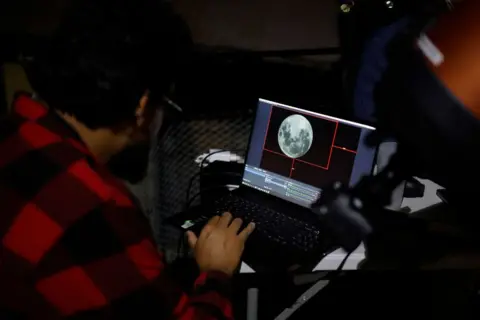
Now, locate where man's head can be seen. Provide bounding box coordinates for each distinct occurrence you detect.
[24,0,190,176]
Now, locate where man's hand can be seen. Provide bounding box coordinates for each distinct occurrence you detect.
[186,212,255,276]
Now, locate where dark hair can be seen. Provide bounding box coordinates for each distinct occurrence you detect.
[25,0,191,129]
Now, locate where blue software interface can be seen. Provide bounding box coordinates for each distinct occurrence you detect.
[243,99,377,208]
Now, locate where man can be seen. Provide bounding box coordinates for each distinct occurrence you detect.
[0,0,254,318]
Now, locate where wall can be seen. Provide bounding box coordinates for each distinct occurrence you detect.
[0,0,340,50]
[173,0,339,51]
[0,0,68,36]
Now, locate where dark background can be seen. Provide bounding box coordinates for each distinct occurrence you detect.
[335,124,361,150]
[294,147,356,188]
[260,150,293,179]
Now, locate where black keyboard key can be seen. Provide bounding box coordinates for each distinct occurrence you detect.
[211,195,321,252]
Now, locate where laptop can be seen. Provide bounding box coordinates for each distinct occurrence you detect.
[175,98,378,271]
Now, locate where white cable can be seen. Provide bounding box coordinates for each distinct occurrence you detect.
[195,149,245,167]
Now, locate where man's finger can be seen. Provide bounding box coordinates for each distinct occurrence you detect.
[229,218,243,234]
[238,222,256,241]
[186,231,197,249]
[199,224,214,242]
[199,216,219,240]
[206,215,221,227]
[218,212,233,229]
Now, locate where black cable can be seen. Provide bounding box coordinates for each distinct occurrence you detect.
[185,171,201,207]
[185,150,230,206]
[198,149,245,201]
[179,149,245,259]
[277,250,354,319]
[177,232,184,258]
[186,171,240,209]
[336,251,353,272]
[307,250,352,296]
[185,186,238,211]
[199,150,229,173]
[199,149,245,181]
[185,149,246,209]
[184,172,242,211]
[178,184,241,259]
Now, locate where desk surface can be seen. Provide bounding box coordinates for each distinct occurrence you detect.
[240,178,443,273]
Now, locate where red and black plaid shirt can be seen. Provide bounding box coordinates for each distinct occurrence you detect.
[0,94,232,319]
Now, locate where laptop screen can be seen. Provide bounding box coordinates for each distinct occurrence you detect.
[242,99,377,208]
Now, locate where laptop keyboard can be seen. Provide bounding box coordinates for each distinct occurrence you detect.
[209,195,322,252]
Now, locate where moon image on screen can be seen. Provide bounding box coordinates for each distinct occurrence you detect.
[278,114,313,159]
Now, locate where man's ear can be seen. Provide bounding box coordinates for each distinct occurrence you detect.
[136,92,149,126]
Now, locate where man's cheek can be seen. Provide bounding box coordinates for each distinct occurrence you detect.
[107,142,151,183]
[149,109,165,137]
[130,129,151,145]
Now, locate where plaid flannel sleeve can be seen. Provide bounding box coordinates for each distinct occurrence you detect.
[32,198,233,319]
[0,96,233,319]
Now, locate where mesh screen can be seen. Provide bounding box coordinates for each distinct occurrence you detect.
[132,117,253,261]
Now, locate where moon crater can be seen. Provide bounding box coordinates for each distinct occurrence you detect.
[278,114,313,159]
